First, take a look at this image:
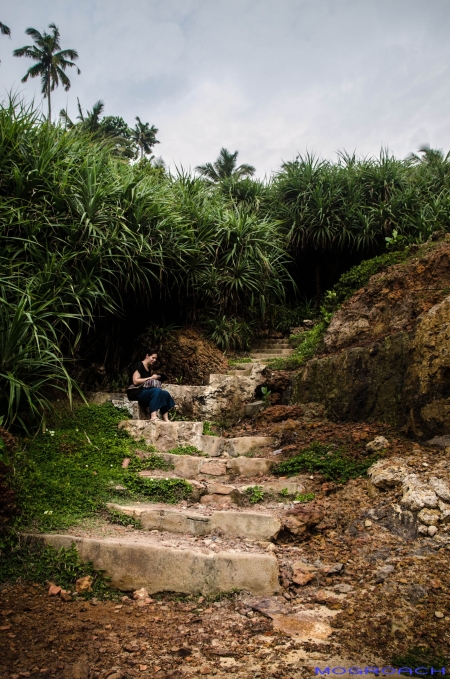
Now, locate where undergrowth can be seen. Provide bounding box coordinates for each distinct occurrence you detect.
[104,507,142,529]
[123,476,193,503]
[245,486,265,504]
[273,442,379,483]
[268,322,326,370]
[7,403,193,536]
[167,445,207,457]
[0,541,115,598]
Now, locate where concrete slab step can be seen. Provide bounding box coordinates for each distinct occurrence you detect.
[140,453,274,479]
[250,349,293,356]
[33,533,280,595]
[107,503,281,541]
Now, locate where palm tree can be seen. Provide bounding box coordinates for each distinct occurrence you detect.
[196,148,255,183]
[13,23,80,122]
[131,117,159,159]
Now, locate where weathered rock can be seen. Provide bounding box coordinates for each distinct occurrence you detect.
[427,435,450,448]
[282,505,324,538]
[119,419,204,452]
[417,508,441,526]
[429,477,450,502]
[291,244,450,434]
[401,474,439,510]
[428,525,438,537]
[374,564,395,583]
[365,436,390,452]
[368,458,411,488]
[165,364,268,423]
[244,401,265,417]
[35,534,280,596]
[75,575,93,593]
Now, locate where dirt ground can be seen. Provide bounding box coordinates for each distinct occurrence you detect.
[2,409,450,679]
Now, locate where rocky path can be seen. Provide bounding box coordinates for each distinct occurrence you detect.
[4,361,450,678]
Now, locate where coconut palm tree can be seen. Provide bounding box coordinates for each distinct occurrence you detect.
[13,23,80,122]
[131,116,159,160]
[196,148,255,183]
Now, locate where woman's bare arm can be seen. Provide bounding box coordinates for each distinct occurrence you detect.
[132,370,159,386]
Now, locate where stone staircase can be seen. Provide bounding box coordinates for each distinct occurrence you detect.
[248,337,293,364]
[37,359,310,598]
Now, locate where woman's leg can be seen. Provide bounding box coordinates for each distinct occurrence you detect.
[137,389,160,420]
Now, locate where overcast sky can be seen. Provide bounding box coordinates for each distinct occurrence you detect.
[1,0,450,177]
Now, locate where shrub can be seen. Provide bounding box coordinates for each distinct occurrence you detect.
[273,442,378,483]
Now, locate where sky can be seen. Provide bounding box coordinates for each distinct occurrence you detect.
[1,0,450,177]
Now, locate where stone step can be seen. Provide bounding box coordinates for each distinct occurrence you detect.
[250,349,293,356]
[140,453,274,479]
[253,342,291,349]
[120,419,274,456]
[33,533,280,596]
[227,369,252,376]
[107,503,281,541]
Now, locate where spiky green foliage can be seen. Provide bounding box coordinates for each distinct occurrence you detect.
[196,148,255,183]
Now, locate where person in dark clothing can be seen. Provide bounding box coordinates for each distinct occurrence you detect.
[127,350,175,421]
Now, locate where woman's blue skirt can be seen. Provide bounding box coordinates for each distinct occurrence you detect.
[137,387,175,414]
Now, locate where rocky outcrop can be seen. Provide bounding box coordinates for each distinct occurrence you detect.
[368,456,450,540]
[293,241,450,435]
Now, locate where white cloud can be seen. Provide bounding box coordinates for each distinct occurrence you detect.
[2,0,450,176]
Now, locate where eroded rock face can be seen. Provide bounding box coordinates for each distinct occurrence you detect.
[292,241,450,434]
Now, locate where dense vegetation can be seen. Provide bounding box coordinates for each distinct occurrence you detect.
[2,95,450,427]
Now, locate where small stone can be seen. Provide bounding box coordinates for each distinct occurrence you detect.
[291,571,314,586]
[417,508,441,526]
[133,587,149,600]
[199,667,211,675]
[122,458,131,468]
[60,590,72,602]
[428,525,438,537]
[48,585,61,597]
[430,579,442,589]
[366,436,389,452]
[139,665,148,672]
[364,520,373,527]
[435,611,444,619]
[75,575,93,593]
[418,525,429,535]
[374,565,395,583]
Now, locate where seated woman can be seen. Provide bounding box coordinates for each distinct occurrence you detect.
[127,349,175,421]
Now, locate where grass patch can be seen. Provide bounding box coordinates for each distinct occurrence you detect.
[104,507,142,529]
[167,445,207,457]
[294,492,316,502]
[202,421,220,436]
[245,486,265,504]
[0,540,115,598]
[391,645,448,674]
[268,322,326,370]
[8,402,193,534]
[273,442,378,483]
[123,476,193,503]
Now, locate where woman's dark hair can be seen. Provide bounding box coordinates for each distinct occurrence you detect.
[144,349,158,357]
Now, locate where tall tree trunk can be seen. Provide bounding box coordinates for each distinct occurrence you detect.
[47,78,51,123]
[140,142,144,160]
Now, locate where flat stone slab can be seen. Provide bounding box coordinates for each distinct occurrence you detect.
[152,454,274,479]
[107,504,281,541]
[120,419,204,452]
[32,534,280,596]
